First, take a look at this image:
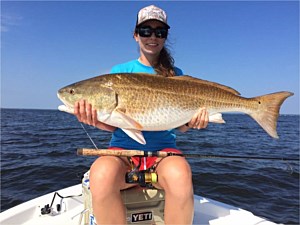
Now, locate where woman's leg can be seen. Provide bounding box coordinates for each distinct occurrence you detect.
[89,156,135,224]
[155,156,194,224]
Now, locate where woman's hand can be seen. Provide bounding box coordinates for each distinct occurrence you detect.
[188,107,209,129]
[74,99,116,132]
[178,107,209,132]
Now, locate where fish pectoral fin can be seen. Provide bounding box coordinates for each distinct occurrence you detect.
[209,113,226,124]
[122,129,146,145]
[113,108,143,130]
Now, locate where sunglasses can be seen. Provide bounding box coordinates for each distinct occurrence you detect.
[136,26,168,39]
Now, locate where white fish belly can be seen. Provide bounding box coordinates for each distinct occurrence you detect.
[132,108,197,131]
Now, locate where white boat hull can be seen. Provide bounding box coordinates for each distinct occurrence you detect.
[0,184,281,225]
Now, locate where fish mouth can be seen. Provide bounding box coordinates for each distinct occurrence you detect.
[57,92,74,114]
[58,104,74,114]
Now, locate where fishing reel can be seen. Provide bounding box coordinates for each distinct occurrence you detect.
[125,157,158,188]
[125,170,158,188]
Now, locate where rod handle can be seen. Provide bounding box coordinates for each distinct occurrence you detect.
[77,148,147,157]
[77,148,172,157]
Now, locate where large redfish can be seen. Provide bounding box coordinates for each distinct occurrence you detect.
[57,73,293,144]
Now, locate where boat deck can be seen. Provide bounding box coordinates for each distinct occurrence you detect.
[0,184,281,225]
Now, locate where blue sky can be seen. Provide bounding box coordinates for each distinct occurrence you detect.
[1,1,299,114]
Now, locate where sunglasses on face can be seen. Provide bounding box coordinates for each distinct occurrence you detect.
[136,26,168,39]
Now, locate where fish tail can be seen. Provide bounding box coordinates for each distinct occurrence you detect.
[249,91,293,138]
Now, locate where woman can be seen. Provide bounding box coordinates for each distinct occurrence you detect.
[75,5,208,224]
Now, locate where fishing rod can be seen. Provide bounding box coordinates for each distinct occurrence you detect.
[77,148,299,162]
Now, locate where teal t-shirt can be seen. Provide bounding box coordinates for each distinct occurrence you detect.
[109,59,183,151]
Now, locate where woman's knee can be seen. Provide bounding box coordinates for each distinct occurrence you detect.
[156,157,193,194]
[89,156,127,194]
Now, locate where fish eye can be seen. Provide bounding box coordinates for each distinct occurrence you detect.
[69,89,75,95]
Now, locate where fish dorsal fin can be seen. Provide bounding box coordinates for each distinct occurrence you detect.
[170,75,241,95]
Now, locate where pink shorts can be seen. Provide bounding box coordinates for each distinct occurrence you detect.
[109,147,182,170]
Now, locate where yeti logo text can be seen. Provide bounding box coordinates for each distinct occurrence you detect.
[131,212,153,222]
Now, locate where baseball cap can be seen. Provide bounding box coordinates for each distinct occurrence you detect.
[136,5,170,29]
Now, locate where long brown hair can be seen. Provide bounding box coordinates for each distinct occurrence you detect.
[155,46,176,77]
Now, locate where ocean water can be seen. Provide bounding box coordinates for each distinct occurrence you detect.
[1,108,299,224]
